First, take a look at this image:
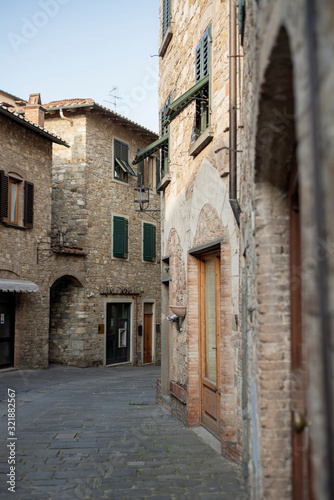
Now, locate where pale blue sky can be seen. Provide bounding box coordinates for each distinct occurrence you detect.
[1,0,160,132]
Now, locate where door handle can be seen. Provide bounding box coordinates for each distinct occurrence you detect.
[293,411,309,433]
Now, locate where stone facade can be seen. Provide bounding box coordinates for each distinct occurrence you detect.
[0,92,162,371]
[157,0,243,464]
[44,101,162,368]
[0,103,67,369]
[157,1,333,499]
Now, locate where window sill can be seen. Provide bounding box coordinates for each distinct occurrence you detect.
[112,177,129,186]
[188,126,214,158]
[2,222,27,231]
[159,26,173,57]
[157,173,171,192]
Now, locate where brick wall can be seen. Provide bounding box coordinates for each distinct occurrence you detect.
[240,1,334,498]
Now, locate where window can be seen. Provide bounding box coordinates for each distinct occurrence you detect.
[137,156,160,190]
[132,97,170,191]
[162,25,212,156]
[9,178,19,224]
[0,170,33,228]
[114,140,137,182]
[143,223,156,262]
[113,216,128,258]
[194,26,211,140]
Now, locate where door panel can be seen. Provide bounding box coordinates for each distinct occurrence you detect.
[144,309,153,364]
[106,303,130,365]
[290,170,313,500]
[200,254,220,435]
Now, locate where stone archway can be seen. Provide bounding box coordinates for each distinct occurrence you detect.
[253,26,310,500]
[49,274,87,367]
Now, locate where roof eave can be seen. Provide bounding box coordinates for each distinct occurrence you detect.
[45,103,158,138]
[0,106,69,147]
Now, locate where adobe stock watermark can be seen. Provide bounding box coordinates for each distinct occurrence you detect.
[112,64,159,119]
[8,0,72,54]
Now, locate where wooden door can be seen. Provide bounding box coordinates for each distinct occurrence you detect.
[199,254,220,435]
[144,303,153,364]
[290,169,313,500]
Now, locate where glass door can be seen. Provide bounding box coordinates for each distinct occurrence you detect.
[106,303,131,365]
[0,293,15,369]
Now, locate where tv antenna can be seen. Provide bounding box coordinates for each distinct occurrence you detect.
[104,86,122,112]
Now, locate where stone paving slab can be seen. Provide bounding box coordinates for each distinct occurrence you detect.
[0,365,246,499]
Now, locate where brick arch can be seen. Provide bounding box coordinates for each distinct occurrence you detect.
[192,203,224,248]
[253,25,297,499]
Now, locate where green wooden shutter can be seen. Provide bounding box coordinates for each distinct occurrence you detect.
[162,0,171,39]
[24,181,34,228]
[0,170,8,220]
[143,223,156,261]
[152,224,156,259]
[196,27,210,82]
[114,140,122,159]
[114,216,126,258]
[124,219,128,257]
[122,142,129,162]
[156,157,161,187]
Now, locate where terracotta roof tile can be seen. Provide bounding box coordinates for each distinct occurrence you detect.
[44,98,158,137]
[44,98,95,108]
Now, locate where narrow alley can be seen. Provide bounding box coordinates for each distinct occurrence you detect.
[0,365,246,499]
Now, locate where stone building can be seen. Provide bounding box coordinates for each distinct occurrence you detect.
[150,1,333,500]
[0,93,68,370]
[137,0,244,463]
[239,1,334,499]
[0,89,162,370]
[43,98,162,368]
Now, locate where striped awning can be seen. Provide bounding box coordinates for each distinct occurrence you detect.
[0,279,39,293]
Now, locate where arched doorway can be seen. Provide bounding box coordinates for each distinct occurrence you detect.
[254,26,312,500]
[49,275,85,367]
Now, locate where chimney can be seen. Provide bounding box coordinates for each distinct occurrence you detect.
[25,93,46,128]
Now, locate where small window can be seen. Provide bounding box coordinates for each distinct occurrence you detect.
[0,171,34,228]
[143,223,156,262]
[9,178,19,225]
[113,216,128,258]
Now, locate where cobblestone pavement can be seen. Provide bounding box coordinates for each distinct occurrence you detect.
[0,365,246,499]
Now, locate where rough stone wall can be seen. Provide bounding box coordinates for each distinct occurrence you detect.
[159,0,242,463]
[50,278,87,366]
[45,109,162,367]
[0,114,54,369]
[239,1,334,498]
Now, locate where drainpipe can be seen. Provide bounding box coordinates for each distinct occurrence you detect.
[305,1,334,498]
[229,0,241,225]
[59,108,73,125]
